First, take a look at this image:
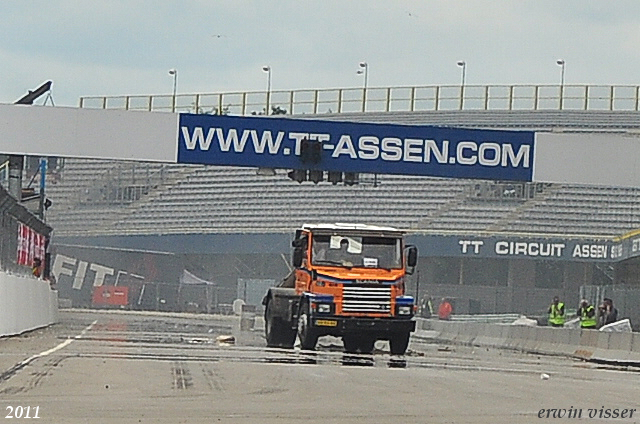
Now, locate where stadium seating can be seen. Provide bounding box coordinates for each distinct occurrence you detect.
[40,157,640,238]
[40,110,640,238]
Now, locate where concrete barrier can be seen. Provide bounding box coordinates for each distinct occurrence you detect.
[594,331,633,363]
[422,318,640,365]
[631,333,640,362]
[453,321,479,345]
[507,325,534,351]
[438,321,458,343]
[520,326,543,354]
[417,318,446,340]
[563,329,582,357]
[593,331,612,360]
[0,272,58,337]
[519,325,538,353]
[550,328,577,356]
[573,329,598,360]
[496,325,509,349]
[536,327,558,353]
[472,323,493,347]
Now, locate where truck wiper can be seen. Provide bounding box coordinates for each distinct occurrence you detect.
[314,260,343,266]
[314,260,353,269]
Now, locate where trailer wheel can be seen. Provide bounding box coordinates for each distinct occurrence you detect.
[343,335,375,354]
[265,300,295,348]
[389,332,410,355]
[297,301,318,350]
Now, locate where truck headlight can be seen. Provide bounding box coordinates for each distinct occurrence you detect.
[317,303,331,314]
[398,305,412,316]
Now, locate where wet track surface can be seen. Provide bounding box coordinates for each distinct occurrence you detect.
[0,310,638,423]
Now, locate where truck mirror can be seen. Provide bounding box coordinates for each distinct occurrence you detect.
[292,247,304,268]
[406,246,418,268]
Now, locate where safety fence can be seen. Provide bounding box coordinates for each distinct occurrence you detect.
[419,319,640,364]
[79,84,640,115]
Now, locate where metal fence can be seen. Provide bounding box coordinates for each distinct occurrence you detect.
[581,284,640,330]
[79,84,640,115]
[82,163,173,205]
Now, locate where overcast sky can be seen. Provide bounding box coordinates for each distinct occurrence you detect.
[2,1,640,107]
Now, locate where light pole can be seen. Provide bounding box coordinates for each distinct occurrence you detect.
[457,60,466,110]
[556,59,565,109]
[262,65,271,115]
[357,61,368,112]
[168,69,177,112]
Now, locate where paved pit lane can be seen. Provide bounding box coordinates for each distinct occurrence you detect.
[0,310,638,423]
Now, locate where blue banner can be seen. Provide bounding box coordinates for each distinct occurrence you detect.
[407,234,615,262]
[177,114,535,181]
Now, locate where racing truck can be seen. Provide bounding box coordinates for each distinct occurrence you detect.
[262,223,418,355]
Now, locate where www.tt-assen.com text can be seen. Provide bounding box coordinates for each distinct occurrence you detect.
[181,127,532,169]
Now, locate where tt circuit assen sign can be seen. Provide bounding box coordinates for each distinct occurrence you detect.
[408,234,615,262]
[177,114,534,181]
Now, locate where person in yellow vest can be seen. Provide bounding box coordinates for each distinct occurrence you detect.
[577,299,597,329]
[547,296,565,327]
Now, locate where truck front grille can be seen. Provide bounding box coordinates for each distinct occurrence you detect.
[342,285,391,314]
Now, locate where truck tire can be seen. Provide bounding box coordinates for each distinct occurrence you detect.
[343,335,375,354]
[297,301,318,350]
[265,301,296,348]
[389,332,411,355]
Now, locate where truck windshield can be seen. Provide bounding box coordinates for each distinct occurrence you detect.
[311,235,402,269]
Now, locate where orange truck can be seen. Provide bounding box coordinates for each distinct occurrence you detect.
[262,223,418,355]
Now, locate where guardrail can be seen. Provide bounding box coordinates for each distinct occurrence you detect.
[79,84,640,115]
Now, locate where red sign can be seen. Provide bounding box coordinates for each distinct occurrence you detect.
[92,286,129,307]
[17,222,45,267]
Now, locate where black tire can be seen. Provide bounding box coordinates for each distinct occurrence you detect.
[265,301,296,348]
[343,335,376,354]
[297,301,318,350]
[389,333,411,355]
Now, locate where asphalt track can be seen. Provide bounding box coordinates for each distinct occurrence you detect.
[0,310,638,423]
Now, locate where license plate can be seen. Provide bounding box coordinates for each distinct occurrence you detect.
[315,319,338,327]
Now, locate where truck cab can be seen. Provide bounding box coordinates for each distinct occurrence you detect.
[263,223,417,355]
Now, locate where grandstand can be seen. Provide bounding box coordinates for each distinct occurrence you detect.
[30,95,640,319]
[42,109,640,239]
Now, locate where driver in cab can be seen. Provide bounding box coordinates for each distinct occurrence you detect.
[336,238,358,267]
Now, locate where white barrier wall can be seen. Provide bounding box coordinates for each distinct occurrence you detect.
[0,272,58,337]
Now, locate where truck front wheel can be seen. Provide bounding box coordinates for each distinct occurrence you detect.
[297,301,318,350]
[265,301,296,348]
[389,333,411,355]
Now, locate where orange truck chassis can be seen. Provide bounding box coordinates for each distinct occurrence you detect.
[262,223,417,355]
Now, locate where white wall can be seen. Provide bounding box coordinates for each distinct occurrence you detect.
[533,132,640,187]
[0,104,178,162]
[0,272,58,336]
